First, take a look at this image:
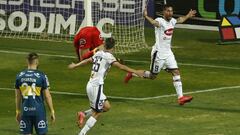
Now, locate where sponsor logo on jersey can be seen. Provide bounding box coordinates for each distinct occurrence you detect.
[164,28,174,36]
[24,107,36,112]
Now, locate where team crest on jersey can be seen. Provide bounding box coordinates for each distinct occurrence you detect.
[164,28,174,36]
[38,120,46,128]
[79,38,86,47]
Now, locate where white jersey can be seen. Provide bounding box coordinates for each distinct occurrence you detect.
[153,17,177,59]
[88,50,117,86]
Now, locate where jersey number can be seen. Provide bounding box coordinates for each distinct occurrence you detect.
[92,56,102,72]
[20,83,38,99]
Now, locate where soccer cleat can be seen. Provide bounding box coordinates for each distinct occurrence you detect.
[76,111,85,128]
[178,96,193,105]
[124,72,133,83]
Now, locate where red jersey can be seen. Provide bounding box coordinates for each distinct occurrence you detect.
[74,26,103,50]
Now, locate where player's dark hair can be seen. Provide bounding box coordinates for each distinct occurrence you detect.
[27,52,39,64]
[105,37,115,50]
[163,4,173,11]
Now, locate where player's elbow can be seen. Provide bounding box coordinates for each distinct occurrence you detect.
[44,91,52,100]
[46,93,52,100]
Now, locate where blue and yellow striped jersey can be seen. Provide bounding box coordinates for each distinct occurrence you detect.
[15,69,50,116]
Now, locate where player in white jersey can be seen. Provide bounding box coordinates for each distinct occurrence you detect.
[125,4,196,105]
[68,37,143,135]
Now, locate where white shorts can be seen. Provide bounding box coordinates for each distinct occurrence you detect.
[150,50,178,74]
[86,82,107,112]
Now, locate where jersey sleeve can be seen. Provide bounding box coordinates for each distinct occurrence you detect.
[172,18,177,26]
[42,74,50,90]
[155,17,163,27]
[107,54,117,65]
[15,74,20,89]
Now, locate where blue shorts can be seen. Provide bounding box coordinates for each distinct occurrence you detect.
[20,115,48,135]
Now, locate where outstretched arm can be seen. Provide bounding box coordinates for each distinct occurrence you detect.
[143,8,160,28]
[68,57,93,69]
[177,9,196,24]
[112,62,144,77]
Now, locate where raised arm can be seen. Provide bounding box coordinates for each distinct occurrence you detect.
[143,8,160,28]
[68,57,93,69]
[177,9,196,24]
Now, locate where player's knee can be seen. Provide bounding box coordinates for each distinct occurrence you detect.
[171,69,180,76]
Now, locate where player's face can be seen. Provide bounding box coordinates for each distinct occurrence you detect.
[163,7,173,21]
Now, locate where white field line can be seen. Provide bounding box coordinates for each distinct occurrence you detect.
[0,49,240,70]
[0,85,240,101]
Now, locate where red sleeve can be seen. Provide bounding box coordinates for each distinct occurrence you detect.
[82,50,94,60]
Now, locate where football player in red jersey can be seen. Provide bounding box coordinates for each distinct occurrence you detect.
[74,26,104,61]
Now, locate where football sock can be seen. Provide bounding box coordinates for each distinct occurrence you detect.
[84,109,92,117]
[143,71,151,78]
[173,75,183,98]
[79,116,97,135]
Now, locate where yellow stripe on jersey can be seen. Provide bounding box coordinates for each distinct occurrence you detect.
[35,87,41,96]
[20,86,42,96]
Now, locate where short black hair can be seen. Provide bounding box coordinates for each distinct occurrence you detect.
[27,52,39,64]
[163,4,173,11]
[105,37,115,50]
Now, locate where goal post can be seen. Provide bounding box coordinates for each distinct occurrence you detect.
[0,0,148,53]
[79,0,93,30]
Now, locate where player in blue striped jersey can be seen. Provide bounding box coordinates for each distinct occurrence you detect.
[15,53,55,135]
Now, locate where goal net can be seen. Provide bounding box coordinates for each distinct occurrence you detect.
[0,0,148,53]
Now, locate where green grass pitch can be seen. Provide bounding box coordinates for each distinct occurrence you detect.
[0,28,240,135]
